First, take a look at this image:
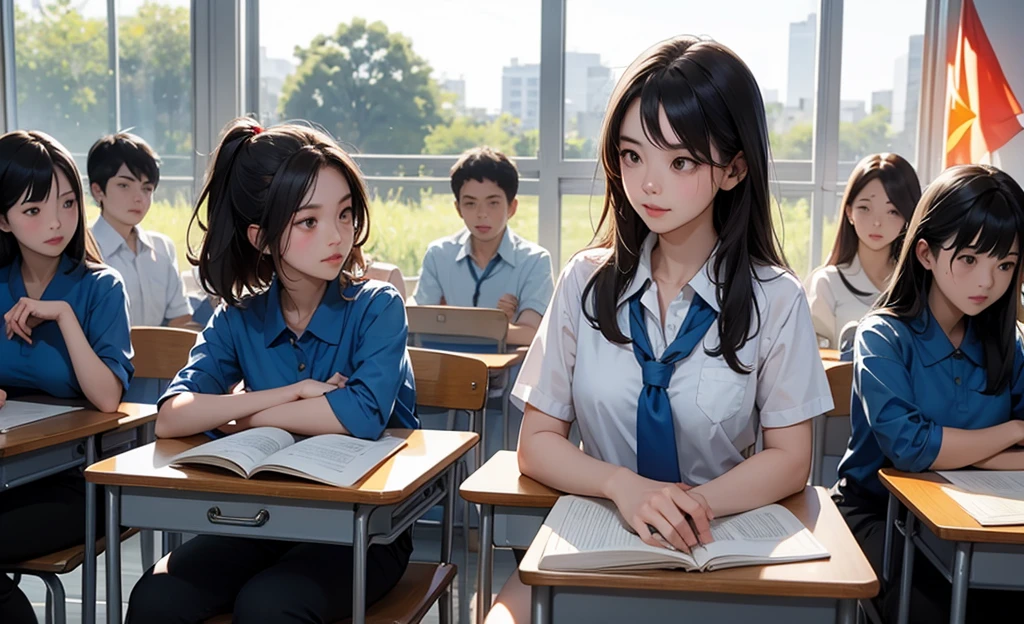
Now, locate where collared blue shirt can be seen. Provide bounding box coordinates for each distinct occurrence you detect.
[838,310,1024,500]
[0,255,134,399]
[413,226,554,317]
[161,277,418,440]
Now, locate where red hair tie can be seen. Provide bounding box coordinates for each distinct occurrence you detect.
[252,125,264,135]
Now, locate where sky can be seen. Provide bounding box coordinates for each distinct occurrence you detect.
[45,0,927,113]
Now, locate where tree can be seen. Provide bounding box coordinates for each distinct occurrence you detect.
[279,18,442,154]
[422,113,530,156]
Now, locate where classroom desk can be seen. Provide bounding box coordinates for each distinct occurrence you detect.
[85,429,478,624]
[0,401,157,624]
[460,450,560,624]
[518,486,877,624]
[820,348,841,361]
[879,469,1024,624]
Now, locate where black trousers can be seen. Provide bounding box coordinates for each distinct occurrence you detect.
[835,483,1017,624]
[0,469,101,624]
[125,530,413,624]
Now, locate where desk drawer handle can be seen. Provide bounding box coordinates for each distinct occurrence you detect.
[206,507,270,527]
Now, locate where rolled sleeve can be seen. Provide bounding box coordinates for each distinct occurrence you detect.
[163,239,193,320]
[413,247,444,305]
[160,306,242,406]
[85,271,135,392]
[324,289,409,439]
[756,286,834,427]
[855,318,943,472]
[511,255,589,421]
[515,251,554,319]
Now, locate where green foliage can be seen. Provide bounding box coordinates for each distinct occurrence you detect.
[422,114,525,156]
[279,18,442,154]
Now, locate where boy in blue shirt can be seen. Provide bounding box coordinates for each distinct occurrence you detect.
[412,147,553,345]
[88,133,194,329]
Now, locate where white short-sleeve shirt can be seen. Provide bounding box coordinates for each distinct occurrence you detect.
[804,254,880,349]
[512,233,833,485]
[91,215,192,327]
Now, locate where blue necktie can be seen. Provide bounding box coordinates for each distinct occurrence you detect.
[629,288,718,483]
[467,256,502,307]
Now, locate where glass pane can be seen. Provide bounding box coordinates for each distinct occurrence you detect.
[839,1,927,172]
[258,1,540,156]
[559,192,609,270]
[12,0,110,156]
[564,0,819,163]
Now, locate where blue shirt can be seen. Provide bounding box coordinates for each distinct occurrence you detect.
[0,255,134,398]
[414,226,554,317]
[837,310,1024,500]
[162,277,418,440]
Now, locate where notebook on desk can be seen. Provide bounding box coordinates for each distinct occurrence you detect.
[0,400,83,433]
[938,470,1024,526]
[537,495,830,573]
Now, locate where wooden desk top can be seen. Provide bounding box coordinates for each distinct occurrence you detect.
[879,469,1024,544]
[0,401,157,459]
[519,486,878,599]
[460,450,561,507]
[470,351,526,371]
[820,349,841,361]
[85,429,478,505]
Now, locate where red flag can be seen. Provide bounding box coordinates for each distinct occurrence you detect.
[945,0,1023,166]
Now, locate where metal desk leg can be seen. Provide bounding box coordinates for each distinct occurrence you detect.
[139,422,156,572]
[83,435,97,624]
[837,599,857,624]
[500,369,512,451]
[162,531,182,554]
[949,542,972,624]
[897,513,917,624]
[439,466,455,624]
[883,493,898,585]
[105,486,122,624]
[477,504,494,624]
[351,506,369,624]
[531,585,551,624]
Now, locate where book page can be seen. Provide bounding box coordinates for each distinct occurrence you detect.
[253,434,406,488]
[171,427,295,475]
[940,486,1024,526]
[695,504,829,568]
[0,401,83,433]
[938,471,1024,501]
[541,496,694,568]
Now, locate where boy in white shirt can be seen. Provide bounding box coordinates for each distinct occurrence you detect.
[87,133,193,328]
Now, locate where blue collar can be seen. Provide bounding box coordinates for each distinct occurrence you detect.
[908,308,984,367]
[262,277,351,347]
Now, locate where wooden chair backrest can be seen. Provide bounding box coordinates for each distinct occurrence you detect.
[408,347,489,412]
[824,361,853,417]
[406,305,508,349]
[130,326,199,380]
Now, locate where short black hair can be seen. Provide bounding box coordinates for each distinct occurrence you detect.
[449,147,518,203]
[87,132,161,195]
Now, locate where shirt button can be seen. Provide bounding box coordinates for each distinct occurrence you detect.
[954,377,961,385]
[298,363,306,372]
[667,324,676,333]
[290,337,296,346]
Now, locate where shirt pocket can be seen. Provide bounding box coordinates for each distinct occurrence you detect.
[695,363,747,428]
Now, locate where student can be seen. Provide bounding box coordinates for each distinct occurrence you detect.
[486,36,833,622]
[805,153,920,350]
[125,119,418,624]
[835,164,1024,623]
[0,130,133,624]
[412,147,553,345]
[88,132,193,328]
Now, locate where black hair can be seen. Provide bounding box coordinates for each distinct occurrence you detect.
[0,130,101,268]
[188,118,371,307]
[450,146,519,203]
[86,132,161,206]
[580,36,785,374]
[877,164,1024,393]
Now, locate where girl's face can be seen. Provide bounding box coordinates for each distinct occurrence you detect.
[845,178,906,254]
[279,166,355,283]
[919,235,1019,317]
[0,170,78,259]
[618,99,743,237]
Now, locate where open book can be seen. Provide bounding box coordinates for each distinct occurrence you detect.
[537,495,830,573]
[937,470,1024,526]
[0,401,83,433]
[170,427,406,488]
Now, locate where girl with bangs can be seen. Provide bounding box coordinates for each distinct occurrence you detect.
[836,164,1024,623]
[806,153,921,351]
[487,36,832,622]
[126,118,418,623]
[0,130,133,623]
